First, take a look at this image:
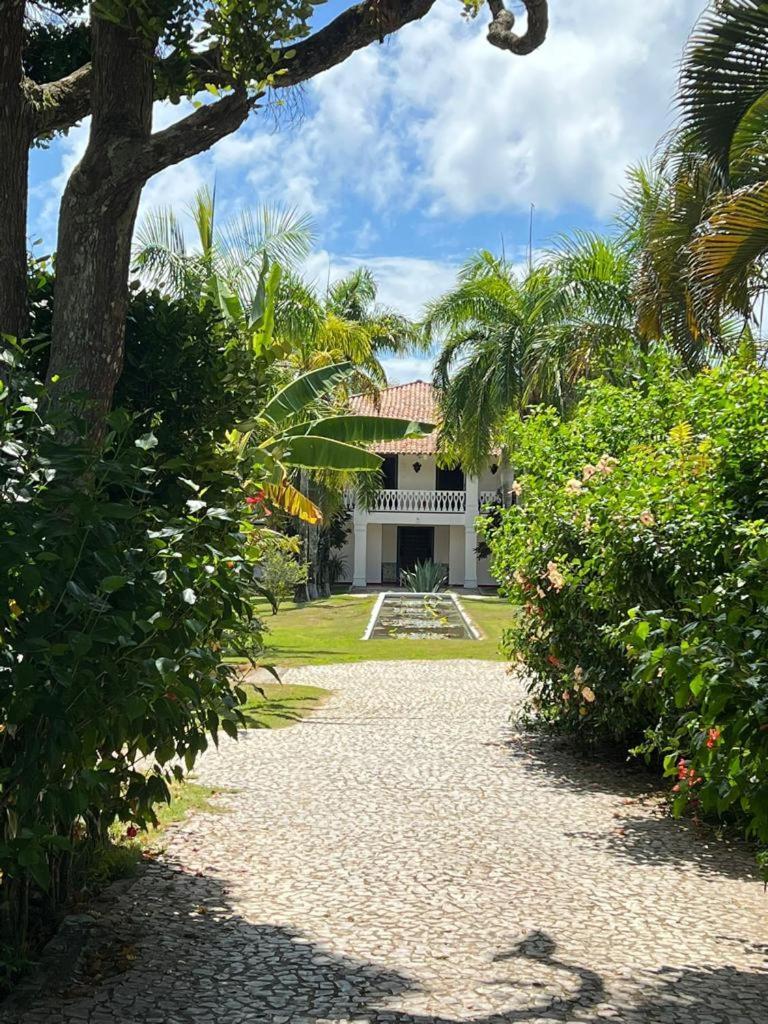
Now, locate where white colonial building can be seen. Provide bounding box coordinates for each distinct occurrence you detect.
[337,381,502,589]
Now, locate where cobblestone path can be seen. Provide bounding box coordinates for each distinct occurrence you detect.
[8,661,768,1024]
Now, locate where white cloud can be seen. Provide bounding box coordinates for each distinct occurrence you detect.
[280,0,707,219]
[304,251,459,320]
[33,0,707,235]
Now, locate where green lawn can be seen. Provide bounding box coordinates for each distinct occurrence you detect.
[252,594,512,668]
[239,682,330,728]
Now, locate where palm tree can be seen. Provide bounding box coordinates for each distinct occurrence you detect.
[427,241,635,472]
[672,2,768,330]
[274,266,425,392]
[133,185,314,318]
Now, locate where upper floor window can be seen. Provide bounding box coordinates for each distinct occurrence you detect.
[436,464,465,491]
[381,455,398,489]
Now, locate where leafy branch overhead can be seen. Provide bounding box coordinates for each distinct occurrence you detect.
[20,1,550,143]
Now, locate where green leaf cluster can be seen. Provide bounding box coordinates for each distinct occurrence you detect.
[486,359,768,872]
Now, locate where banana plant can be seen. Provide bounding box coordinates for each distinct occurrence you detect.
[229,361,433,524]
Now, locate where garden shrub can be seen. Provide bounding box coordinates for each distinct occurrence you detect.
[0,360,265,962]
[486,361,768,869]
[257,534,309,611]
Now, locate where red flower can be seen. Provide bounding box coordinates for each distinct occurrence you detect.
[677,759,688,780]
[706,727,721,749]
[126,825,139,839]
[245,492,265,506]
[546,654,563,669]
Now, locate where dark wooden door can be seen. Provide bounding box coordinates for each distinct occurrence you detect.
[398,526,434,575]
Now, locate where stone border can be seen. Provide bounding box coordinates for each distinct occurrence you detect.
[362,591,482,640]
[0,874,142,1020]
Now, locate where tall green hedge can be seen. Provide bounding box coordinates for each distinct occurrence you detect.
[487,361,768,873]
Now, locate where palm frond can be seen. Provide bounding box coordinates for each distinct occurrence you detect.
[679,0,768,178]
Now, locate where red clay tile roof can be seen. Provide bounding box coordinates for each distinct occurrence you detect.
[350,380,440,454]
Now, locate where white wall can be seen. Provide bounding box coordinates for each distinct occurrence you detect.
[397,454,436,490]
[479,464,502,495]
[478,554,496,587]
[366,524,382,584]
[449,526,465,585]
[434,525,450,567]
[382,524,397,563]
[337,527,354,584]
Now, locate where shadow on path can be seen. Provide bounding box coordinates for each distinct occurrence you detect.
[505,732,759,882]
[9,860,767,1024]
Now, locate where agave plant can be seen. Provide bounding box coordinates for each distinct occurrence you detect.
[401,560,447,593]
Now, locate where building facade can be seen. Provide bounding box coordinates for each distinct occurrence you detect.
[337,382,502,589]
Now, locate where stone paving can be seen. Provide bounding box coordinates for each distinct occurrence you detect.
[6,660,768,1024]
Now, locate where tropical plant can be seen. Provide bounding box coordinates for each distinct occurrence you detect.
[486,359,768,875]
[675,1,768,326]
[428,240,637,472]
[257,536,309,612]
[0,357,265,965]
[275,265,426,393]
[401,560,447,593]
[134,186,314,322]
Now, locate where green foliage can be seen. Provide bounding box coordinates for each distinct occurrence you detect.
[428,240,640,472]
[488,361,768,867]
[258,536,309,611]
[401,560,448,593]
[0,360,266,952]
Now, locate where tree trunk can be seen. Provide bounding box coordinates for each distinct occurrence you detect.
[0,0,31,347]
[46,15,154,434]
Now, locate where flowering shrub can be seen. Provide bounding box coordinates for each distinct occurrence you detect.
[486,362,768,868]
[0,365,265,957]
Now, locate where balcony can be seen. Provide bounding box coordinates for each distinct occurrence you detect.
[346,488,466,513]
[344,487,505,515]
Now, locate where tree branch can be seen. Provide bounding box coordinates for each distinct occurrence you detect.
[137,87,253,179]
[28,63,93,137]
[28,0,549,141]
[272,0,437,87]
[486,0,548,56]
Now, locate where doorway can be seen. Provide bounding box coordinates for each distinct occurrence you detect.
[398,526,434,577]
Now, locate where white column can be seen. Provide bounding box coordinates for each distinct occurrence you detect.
[352,506,367,588]
[464,474,479,589]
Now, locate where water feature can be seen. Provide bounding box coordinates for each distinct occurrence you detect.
[363,592,480,640]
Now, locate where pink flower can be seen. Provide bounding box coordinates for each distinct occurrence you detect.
[126,825,139,839]
[511,481,523,497]
[639,510,655,527]
[706,728,721,749]
[596,454,618,475]
[545,560,565,591]
[582,464,598,481]
[565,478,584,496]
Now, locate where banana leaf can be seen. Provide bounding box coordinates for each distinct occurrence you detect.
[281,415,434,444]
[261,362,353,425]
[280,434,382,471]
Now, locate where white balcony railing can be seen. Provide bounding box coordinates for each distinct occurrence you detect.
[374,489,467,513]
[345,488,467,513]
[480,490,502,507]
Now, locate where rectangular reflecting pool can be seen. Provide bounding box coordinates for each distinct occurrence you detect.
[363,592,480,640]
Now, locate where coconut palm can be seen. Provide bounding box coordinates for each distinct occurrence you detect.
[133,185,314,318]
[673,1,768,332]
[427,241,636,472]
[274,266,425,391]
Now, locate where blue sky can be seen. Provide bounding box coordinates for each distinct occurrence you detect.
[27,0,708,382]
